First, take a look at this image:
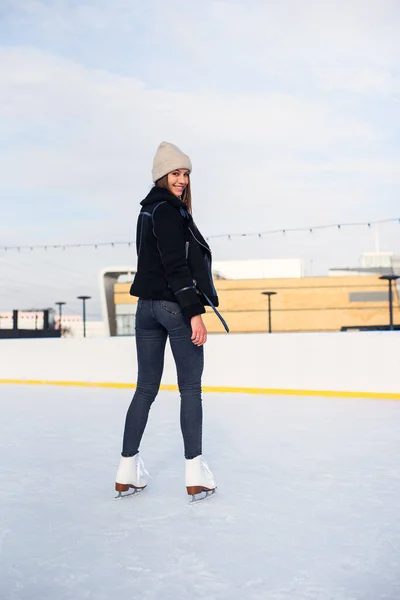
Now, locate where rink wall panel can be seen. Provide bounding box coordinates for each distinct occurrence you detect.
[0,332,399,398]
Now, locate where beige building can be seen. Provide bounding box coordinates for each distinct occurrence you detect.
[100,257,400,336]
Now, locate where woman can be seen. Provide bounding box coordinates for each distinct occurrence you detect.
[115,141,219,501]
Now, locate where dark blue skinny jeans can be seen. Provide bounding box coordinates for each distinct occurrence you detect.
[122,299,204,459]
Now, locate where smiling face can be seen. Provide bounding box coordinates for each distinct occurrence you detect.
[167,169,190,198]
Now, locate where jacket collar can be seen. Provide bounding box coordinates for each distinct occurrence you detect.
[141,186,187,210]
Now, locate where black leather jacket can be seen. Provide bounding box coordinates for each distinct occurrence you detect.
[130,186,219,320]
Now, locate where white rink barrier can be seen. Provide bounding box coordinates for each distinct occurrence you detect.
[0,332,399,399]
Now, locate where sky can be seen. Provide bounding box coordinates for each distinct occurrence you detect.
[0,0,400,318]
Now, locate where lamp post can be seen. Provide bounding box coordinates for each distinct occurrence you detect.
[77,295,91,337]
[379,275,400,331]
[55,301,66,332]
[262,291,277,333]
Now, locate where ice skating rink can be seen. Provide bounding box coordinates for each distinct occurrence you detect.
[1,385,400,600]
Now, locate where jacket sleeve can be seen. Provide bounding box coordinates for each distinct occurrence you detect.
[153,203,205,319]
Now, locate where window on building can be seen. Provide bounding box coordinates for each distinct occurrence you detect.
[115,303,136,336]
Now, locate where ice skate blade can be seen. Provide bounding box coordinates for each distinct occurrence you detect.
[114,487,145,500]
[189,489,216,504]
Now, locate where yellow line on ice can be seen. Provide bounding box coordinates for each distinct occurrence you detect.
[0,379,399,400]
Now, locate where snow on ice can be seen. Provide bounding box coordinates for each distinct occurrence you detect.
[1,385,400,600]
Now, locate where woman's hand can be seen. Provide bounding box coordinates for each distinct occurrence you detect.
[190,315,207,346]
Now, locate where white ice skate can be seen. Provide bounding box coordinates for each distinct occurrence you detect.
[185,455,217,503]
[115,454,148,499]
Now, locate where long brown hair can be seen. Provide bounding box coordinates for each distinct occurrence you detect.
[155,173,192,214]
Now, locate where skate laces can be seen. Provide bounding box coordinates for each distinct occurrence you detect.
[136,455,150,482]
[200,457,213,478]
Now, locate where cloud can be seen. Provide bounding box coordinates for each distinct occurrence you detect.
[0,0,399,315]
[0,44,391,255]
[0,47,384,197]
[4,0,400,93]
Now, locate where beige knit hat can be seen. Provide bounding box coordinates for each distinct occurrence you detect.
[152,141,192,183]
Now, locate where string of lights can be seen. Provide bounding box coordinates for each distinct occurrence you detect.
[1,217,399,252]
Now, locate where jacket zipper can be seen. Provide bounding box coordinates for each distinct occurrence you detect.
[175,285,196,295]
[188,227,212,256]
[188,227,217,296]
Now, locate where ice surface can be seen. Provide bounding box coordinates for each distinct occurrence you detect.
[1,385,400,600]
